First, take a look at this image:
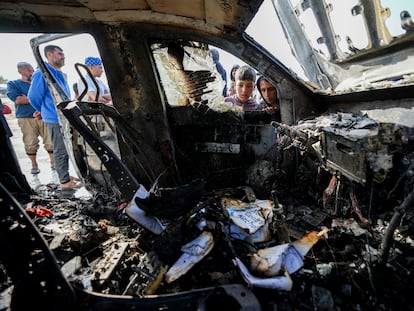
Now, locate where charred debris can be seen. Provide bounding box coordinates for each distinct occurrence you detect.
[1,106,414,310]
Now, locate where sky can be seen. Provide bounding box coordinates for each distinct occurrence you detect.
[0,33,103,89]
[0,32,244,95]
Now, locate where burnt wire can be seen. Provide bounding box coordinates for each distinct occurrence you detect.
[365,182,378,295]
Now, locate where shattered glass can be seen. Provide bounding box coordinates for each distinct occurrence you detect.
[152,43,244,115]
[249,0,414,94]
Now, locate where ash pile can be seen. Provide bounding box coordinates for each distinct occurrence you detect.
[2,112,414,311]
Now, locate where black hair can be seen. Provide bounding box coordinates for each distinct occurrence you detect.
[235,65,256,82]
[44,45,63,57]
[17,62,31,68]
[256,75,278,102]
[256,75,269,92]
[230,64,240,81]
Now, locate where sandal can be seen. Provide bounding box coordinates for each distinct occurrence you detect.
[31,167,40,174]
[61,180,83,189]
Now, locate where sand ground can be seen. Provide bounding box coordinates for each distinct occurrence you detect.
[3,97,78,189]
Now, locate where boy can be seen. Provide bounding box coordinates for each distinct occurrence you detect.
[225,65,258,111]
[256,76,281,121]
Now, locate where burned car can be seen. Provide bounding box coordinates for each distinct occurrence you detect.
[1,0,414,310]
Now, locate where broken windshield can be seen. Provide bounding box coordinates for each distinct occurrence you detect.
[247,0,414,94]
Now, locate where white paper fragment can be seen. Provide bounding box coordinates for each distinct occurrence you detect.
[165,231,214,283]
[125,185,167,235]
[223,198,274,235]
[61,255,82,277]
[40,223,68,235]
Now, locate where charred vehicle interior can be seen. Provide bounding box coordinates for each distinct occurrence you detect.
[1,0,414,310]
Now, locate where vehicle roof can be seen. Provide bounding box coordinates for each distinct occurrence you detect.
[0,0,263,35]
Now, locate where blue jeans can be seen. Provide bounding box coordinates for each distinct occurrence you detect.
[46,122,70,184]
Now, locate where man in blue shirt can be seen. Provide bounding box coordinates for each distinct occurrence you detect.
[28,45,82,189]
[7,62,55,176]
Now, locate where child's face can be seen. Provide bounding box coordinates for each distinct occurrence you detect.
[259,80,277,105]
[235,79,255,104]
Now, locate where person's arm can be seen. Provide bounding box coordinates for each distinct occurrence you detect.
[100,84,112,104]
[89,81,112,104]
[263,107,276,115]
[28,71,46,112]
[81,76,99,101]
[100,94,112,105]
[6,81,20,102]
[7,81,31,105]
[88,92,112,105]
[15,95,30,105]
[14,94,29,105]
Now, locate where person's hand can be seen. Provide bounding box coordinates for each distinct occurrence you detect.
[263,107,276,115]
[15,95,29,104]
[33,111,42,120]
